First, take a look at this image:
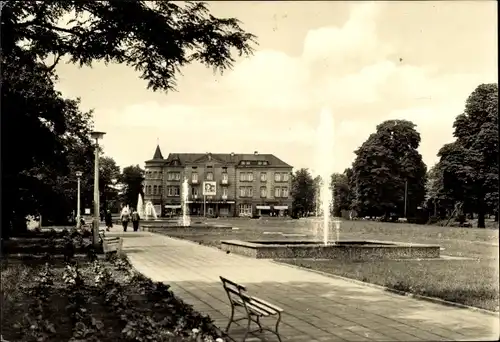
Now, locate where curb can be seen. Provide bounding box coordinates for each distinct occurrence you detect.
[271,260,500,317]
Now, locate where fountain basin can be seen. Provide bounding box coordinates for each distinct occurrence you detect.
[143,224,233,232]
[220,240,440,260]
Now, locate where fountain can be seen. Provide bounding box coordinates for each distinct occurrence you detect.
[144,201,158,221]
[317,107,335,245]
[220,108,441,260]
[137,193,145,219]
[180,177,191,227]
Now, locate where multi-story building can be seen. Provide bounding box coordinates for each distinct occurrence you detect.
[143,146,293,217]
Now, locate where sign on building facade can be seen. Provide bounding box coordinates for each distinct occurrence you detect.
[203,181,217,196]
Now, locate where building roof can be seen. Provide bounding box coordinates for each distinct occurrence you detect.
[146,152,292,168]
[152,145,164,160]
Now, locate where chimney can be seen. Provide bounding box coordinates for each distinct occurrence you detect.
[254,151,258,155]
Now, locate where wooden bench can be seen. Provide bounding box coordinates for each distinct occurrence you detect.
[220,276,284,342]
[98,231,123,255]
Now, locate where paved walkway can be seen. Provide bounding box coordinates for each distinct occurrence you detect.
[112,231,499,342]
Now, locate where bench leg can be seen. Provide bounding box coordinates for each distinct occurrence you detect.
[225,305,235,333]
[275,313,282,342]
[256,316,263,333]
[242,316,252,342]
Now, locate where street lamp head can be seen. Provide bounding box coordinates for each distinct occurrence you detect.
[90,131,106,141]
[75,171,83,178]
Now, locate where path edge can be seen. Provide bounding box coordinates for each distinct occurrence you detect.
[272,260,500,317]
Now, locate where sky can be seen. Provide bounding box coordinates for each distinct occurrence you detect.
[54,1,498,175]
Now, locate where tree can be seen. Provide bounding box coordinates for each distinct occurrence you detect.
[437,83,499,228]
[99,156,121,210]
[351,120,427,219]
[2,1,256,235]
[120,165,145,210]
[291,168,316,217]
[331,173,350,217]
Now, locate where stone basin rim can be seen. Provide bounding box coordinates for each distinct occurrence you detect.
[221,239,441,248]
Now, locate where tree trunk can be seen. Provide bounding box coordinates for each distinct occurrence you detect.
[477,209,486,228]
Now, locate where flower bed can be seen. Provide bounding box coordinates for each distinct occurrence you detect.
[1,232,224,342]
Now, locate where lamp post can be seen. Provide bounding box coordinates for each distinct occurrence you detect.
[91,131,106,246]
[76,171,83,229]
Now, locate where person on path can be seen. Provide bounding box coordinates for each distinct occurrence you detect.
[105,210,113,232]
[120,206,130,232]
[131,209,140,232]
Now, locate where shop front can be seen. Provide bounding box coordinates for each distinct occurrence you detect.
[256,205,272,216]
[273,205,289,217]
[186,200,235,217]
[164,204,181,217]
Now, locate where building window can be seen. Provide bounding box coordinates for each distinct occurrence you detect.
[239,204,252,216]
[283,173,289,182]
[222,173,229,182]
[240,172,253,182]
[239,187,253,197]
[274,187,281,198]
[206,172,214,181]
[192,172,198,182]
[191,187,199,196]
[260,172,267,182]
[153,185,158,195]
[260,187,267,198]
[222,187,228,197]
[168,186,180,196]
[274,173,281,182]
[282,187,289,198]
[167,172,181,181]
[158,185,162,195]
[146,185,151,195]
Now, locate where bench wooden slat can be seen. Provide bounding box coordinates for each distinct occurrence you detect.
[234,298,275,317]
[240,293,279,315]
[248,295,284,312]
[220,276,246,291]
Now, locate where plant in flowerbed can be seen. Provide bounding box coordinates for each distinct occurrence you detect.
[2,255,225,342]
[94,255,225,341]
[2,227,102,256]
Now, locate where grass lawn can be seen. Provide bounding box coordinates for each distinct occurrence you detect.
[153,218,499,312]
[279,258,499,312]
[1,229,223,342]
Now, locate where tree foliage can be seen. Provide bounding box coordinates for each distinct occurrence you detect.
[2,1,256,92]
[351,120,427,218]
[437,83,499,227]
[291,168,316,217]
[1,1,256,235]
[331,173,350,217]
[120,165,145,210]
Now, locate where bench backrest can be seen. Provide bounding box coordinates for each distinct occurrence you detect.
[220,276,247,305]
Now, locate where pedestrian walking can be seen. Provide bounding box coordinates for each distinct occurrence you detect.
[131,209,140,232]
[105,209,113,232]
[120,206,130,232]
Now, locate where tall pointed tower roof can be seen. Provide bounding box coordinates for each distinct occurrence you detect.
[153,145,164,160]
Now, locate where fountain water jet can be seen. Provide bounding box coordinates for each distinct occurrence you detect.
[180,177,191,227]
[316,107,336,245]
[144,201,158,220]
[137,193,144,218]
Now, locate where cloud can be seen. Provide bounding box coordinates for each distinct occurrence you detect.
[70,2,495,173]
